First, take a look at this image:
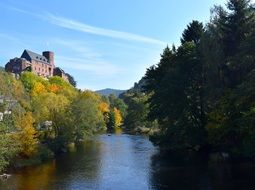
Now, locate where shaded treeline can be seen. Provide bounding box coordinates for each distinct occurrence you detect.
[123,0,255,160]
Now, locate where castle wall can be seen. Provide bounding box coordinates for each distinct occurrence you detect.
[31,60,54,77]
[53,67,69,81]
[5,58,29,74]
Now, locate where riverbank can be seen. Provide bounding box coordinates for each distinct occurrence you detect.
[123,126,160,136]
[0,134,158,189]
[2,134,255,190]
[0,133,255,190]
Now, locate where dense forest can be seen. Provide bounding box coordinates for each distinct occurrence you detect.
[123,0,255,160]
[0,72,126,172]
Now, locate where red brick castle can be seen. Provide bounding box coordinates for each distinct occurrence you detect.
[5,49,68,81]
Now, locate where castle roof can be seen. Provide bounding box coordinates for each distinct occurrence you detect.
[54,67,66,73]
[21,50,50,64]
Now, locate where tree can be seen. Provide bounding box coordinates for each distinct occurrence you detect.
[66,73,77,87]
[108,94,127,118]
[144,41,207,151]
[99,102,110,124]
[107,107,122,129]
[70,91,105,140]
[0,123,19,172]
[140,0,255,157]
[181,20,204,45]
[15,112,38,157]
[123,91,150,129]
[113,107,123,127]
[223,0,254,57]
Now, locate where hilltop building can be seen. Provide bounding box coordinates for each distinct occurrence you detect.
[53,67,68,81]
[5,50,68,81]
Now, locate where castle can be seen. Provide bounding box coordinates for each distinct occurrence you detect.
[5,50,68,81]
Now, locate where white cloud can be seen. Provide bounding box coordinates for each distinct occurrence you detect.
[56,56,123,77]
[44,13,165,45]
[53,39,102,59]
[4,5,165,45]
[0,33,27,47]
[53,39,123,76]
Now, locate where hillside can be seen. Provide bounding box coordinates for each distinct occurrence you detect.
[96,88,126,97]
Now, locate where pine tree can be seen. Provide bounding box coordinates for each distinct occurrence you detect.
[181,20,204,45]
[223,0,254,57]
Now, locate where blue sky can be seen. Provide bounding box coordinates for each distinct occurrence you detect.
[0,0,236,90]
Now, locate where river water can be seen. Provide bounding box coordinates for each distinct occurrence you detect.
[1,133,255,190]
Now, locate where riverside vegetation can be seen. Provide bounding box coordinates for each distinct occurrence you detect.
[0,71,125,172]
[123,0,255,161]
[1,0,255,174]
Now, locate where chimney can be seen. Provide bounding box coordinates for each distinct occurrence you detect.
[43,51,54,66]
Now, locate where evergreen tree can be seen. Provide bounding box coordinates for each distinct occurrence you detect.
[223,0,254,57]
[181,20,204,45]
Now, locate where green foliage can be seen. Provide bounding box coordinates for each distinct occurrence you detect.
[101,94,127,130]
[144,41,206,151]
[70,91,105,140]
[0,123,20,172]
[0,71,109,171]
[122,91,150,129]
[181,20,204,44]
[141,0,255,158]
[108,94,127,118]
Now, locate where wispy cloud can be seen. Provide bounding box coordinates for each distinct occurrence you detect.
[53,39,122,76]
[1,4,43,19]
[56,56,123,76]
[45,13,165,45]
[0,32,28,48]
[53,39,102,59]
[4,4,165,45]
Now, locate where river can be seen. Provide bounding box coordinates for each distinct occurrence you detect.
[1,133,255,190]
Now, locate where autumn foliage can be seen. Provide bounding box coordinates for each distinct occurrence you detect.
[0,71,127,172]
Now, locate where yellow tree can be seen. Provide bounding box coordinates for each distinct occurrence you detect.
[99,102,110,113]
[31,81,47,96]
[70,90,106,139]
[15,112,38,157]
[32,92,70,127]
[113,107,123,128]
[99,102,110,125]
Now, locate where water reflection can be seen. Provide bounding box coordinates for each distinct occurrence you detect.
[0,161,56,190]
[1,134,255,190]
[0,134,157,190]
[150,152,255,190]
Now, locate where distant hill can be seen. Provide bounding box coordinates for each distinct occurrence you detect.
[96,88,126,97]
[0,66,4,71]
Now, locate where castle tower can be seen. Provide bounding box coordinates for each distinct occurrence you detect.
[43,51,54,66]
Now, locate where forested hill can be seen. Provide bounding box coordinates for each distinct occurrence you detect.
[96,88,126,97]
